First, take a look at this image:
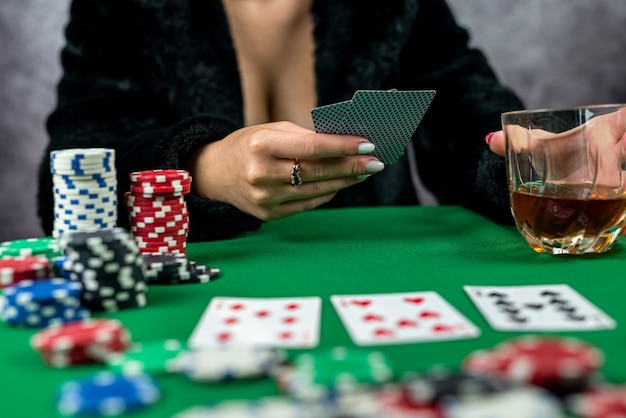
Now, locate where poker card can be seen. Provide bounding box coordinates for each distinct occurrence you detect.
[464,284,616,331]
[188,296,322,349]
[310,100,351,134]
[310,89,436,165]
[330,291,480,346]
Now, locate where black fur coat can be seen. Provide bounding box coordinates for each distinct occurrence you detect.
[38,0,524,242]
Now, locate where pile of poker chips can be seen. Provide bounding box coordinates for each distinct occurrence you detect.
[0,236,62,259]
[276,346,395,403]
[141,252,220,285]
[104,339,188,376]
[125,169,191,254]
[0,255,51,288]
[0,278,89,328]
[400,366,510,407]
[59,228,147,312]
[56,371,160,417]
[462,335,603,395]
[50,148,117,239]
[176,346,287,382]
[567,385,626,417]
[30,318,131,367]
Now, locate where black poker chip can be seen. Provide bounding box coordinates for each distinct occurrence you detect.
[401,366,510,407]
[59,228,148,312]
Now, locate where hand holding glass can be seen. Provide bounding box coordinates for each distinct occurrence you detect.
[502,105,626,255]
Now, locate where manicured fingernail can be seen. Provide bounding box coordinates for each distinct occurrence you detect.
[366,160,385,173]
[356,174,371,180]
[484,132,495,145]
[357,143,375,154]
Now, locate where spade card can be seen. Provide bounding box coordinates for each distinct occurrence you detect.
[188,296,322,349]
[330,291,480,346]
[310,90,436,165]
[464,284,616,331]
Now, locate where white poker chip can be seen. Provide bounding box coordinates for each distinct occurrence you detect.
[178,347,286,382]
[443,386,565,418]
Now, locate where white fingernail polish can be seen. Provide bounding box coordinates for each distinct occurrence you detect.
[357,143,375,154]
[356,174,371,180]
[366,161,385,173]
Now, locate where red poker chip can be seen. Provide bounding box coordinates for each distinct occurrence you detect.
[138,245,186,255]
[131,220,189,229]
[135,239,188,249]
[126,203,186,213]
[132,235,189,245]
[131,221,189,231]
[129,212,184,222]
[127,200,186,210]
[130,180,191,192]
[133,229,188,238]
[0,256,51,288]
[124,191,185,204]
[463,348,509,376]
[126,201,186,211]
[129,169,191,184]
[464,336,602,393]
[30,318,129,353]
[375,387,444,418]
[130,220,189,231]
[128,208,188,219]
[567,385,626,418]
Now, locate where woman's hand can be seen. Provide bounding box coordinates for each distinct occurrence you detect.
[188,121,383,220]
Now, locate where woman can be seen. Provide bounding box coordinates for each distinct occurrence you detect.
[38,0,524,242]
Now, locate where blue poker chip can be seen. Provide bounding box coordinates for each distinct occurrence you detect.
[56,372,161,416]
[0,279,89,328]
[3,278,82,304]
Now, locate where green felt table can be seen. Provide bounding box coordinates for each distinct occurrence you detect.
[1,206,625,417]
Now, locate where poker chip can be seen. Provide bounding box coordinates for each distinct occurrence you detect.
[0,255,51,288]
[566,385,626,417]
[56,371,160,416]
[105,339,188,375]
[177,346,286,382]
[400,365,510,407]
[278,346,394,402]
[463,335,603,394]
[126,169,192,254]
[374,386,444,418]
[0,237,62,259]
[50,148,118,238]
[141,252,220,285]
[0,278,90,328]
[59,228,148,312]
[443,386,565,418]
[173,397,310,418]
[31,318,131,367]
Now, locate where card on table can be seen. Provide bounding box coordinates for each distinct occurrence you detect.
[330,291,480,346]
[310,89,436,165]
[464,284,616,331]
[187,296,322,349]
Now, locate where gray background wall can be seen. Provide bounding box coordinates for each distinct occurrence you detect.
[1,0,625,242]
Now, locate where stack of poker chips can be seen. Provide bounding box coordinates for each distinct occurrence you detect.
[59,228,147,312]
[141,252,220,285]
[462,335,603,396]
[125,169,191,254]
[0,278,90,328]
[56,372,161,416]
[30,318,131,367]
[0,256,51,288]
[50,148,117,239]
[0,237,62,259]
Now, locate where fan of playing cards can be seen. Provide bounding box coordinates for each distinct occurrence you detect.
[311,89,436,165]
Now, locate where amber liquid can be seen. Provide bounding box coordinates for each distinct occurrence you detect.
[510,183,626,254]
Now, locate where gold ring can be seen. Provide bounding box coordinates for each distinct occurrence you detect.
[290,159,302,186]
